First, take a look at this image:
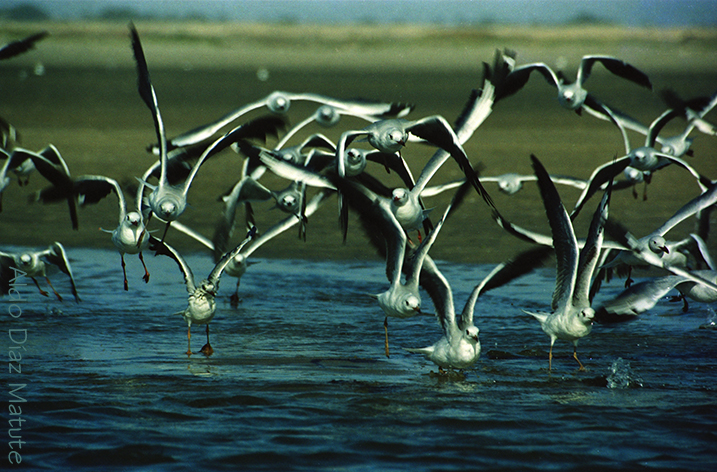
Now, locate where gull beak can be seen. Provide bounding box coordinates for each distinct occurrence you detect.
[661,245,669,254]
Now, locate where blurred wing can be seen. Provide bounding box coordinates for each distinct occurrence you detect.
[0,31,49,60]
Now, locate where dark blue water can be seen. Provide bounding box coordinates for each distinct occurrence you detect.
[3,247,717,471]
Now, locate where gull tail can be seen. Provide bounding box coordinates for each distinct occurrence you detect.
[405,346,434,356]
[522,309,548,324]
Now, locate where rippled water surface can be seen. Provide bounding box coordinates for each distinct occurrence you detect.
[5,248,717,471]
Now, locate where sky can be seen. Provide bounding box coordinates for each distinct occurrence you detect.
[1,0,717,26]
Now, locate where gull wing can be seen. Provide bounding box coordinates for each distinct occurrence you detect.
[149,237,196,293]
[578,55,652,90]
[0,31,48,60]
[574,181,611,308]
[129,23,168,185]
[208,227,257,285]
[44,242,80,302]
[531,154,579,312]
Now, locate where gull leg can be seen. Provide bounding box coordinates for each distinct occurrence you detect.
[160,221,171,244]
[573,345,585,371]
[186,326,192,356]
[669,293,689,312]
[200,325,214,356]
[624,266,634,288]
[548,343,553,372]
[44,276,62,301]
[136,212,152,249]
[230,279,240,307]
[120,253,129,291]
[31,277,49,298]
[138,251,150,283]
[384,316,390,358]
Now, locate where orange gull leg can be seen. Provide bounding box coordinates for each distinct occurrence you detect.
[199,325,214,356]
[138,251,150,283]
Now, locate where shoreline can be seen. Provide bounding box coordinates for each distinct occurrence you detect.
[1,21,716,72]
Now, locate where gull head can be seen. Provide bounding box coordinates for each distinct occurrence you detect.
[19,254,33,266]
[401,293,421,316]
[279,148,302,165]
[279,194,298,211]
[578,307,595,325]
[387,129,407,148]
[378,289,421,318]
[391,188,410,206]
[315,105,340,127]
[344,148,367,176]
[224,253,248,278]
[267,92,290,114]
[497,174,523,195]
[159,201,177,218]
[560,89,577,108]
[464,326,480,344]
[648,236,669,255]
[125,211,142,227]
[558,84,586,110]
[629,147,659,171]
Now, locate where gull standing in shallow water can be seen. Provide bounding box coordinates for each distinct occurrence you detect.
[151,227,256,356]
[404,208,484,373]
[523,154,612,371]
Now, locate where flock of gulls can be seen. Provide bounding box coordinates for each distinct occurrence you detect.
[1,25,716,373]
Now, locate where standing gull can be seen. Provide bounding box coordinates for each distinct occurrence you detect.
[151,228,257,356]
[523,154,611,371]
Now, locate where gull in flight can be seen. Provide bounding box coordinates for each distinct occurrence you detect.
[0,147,36,212]
[183,187,334,305]
[130,24,284,243]
[0,242,79,302]
[500,54,652,114]
[595,269,717,322]
[21,144,79,229]
[570,105,712,219]
[420,172,588,198]
[600,182,717,287]
[159,91,413,154]
[151,227,257,356]
[67,175,152,290]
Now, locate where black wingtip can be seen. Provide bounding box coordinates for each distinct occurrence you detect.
[129,23,155,113]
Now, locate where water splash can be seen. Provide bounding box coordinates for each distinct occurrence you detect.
[699,308,717,330]
[606,357,643,389]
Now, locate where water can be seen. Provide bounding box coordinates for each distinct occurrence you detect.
[4,247,717,471]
